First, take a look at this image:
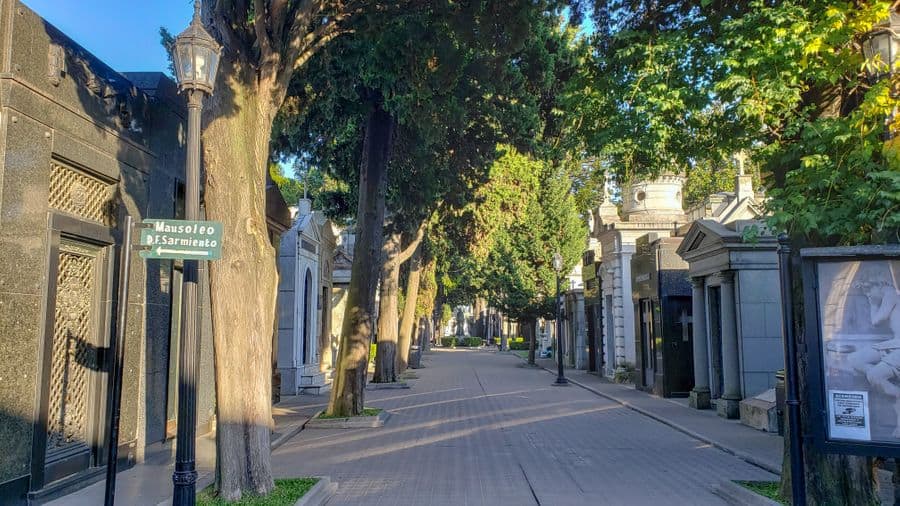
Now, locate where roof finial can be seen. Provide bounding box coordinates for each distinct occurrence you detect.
[193,0,202,22]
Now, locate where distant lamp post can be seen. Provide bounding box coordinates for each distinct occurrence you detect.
[552,252,568,386]
[862,11,900,138]
[171,2,220,505]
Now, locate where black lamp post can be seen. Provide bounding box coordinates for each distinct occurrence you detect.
[171,2,220,505]
[862,11,900,139]
[552,252,568,385]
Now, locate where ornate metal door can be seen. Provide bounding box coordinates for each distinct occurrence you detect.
[42,240,106,485]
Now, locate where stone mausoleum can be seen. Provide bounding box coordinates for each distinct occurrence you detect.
[277,198,336,396]
[591,175,687,377]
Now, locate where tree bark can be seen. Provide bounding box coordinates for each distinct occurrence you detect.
[398,242,423,371]
[328,103,393,415]
[485,308,494,346]
[203,70,280,500]
[524,318,537,365]
[499,311,507,351]
[373,231,402,383]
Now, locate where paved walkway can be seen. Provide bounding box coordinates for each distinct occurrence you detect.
[272,349,776,505]
[46,395,316,506]
[532,357,784,474]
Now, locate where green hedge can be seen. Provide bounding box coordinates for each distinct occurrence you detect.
[441,336,484,347]
[461,337,483,347]
[508,340,529,351]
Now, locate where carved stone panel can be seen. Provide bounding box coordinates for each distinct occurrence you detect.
[48,161,114,226]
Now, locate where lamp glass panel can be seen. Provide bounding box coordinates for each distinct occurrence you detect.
[193,48,209,86]
[206,50,220,88]
[175,44,192,84]
[874,32,892,71]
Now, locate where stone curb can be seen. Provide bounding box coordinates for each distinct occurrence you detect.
[304,410,390,429]
[366,381,410,390]
[511,353,781,477]
[711,480,781,506]
[294,476,338,506]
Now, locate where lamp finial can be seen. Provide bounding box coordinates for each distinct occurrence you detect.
[193,1,202,22]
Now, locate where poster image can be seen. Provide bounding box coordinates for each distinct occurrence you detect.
[817,259,900,443]
[827,390,871,441]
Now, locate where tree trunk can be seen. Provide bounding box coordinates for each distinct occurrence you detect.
[373,232,401,383]
[398,243,423,371]
[328,103,393,415]
[203,73,279,499]
[472,298,486,338]
[524,319,536,365]
[500,311,508,351]
[485,308,494,346]
[778,249,878,504]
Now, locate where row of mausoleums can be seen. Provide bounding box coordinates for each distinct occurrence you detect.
[560,168,784,431]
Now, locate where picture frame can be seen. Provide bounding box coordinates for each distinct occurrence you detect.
[802,246,900,456]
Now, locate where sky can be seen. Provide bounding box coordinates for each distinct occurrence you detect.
[20,0,195,74]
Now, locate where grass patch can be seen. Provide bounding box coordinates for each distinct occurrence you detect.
[736,481,783,504]
[513,350,529,360]
[316,407,382,419]
[197,478,318,506]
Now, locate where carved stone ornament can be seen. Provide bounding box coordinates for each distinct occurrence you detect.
[57,263,89,326]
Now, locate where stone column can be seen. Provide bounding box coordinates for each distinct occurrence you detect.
[718,271,742,419]
[689,277,711,409]
[620,251,636,369]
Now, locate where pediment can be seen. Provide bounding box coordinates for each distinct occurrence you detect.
[720,197,766,223]
[676,220,734,257]
[297,214,321,244]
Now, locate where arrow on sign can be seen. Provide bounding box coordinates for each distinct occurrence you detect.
[156,246,211,257]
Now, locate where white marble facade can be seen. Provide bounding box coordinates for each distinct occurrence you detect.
[277,200,329,395]
[592,175,688,376]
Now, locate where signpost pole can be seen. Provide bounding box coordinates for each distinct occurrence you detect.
[104,215,135,506]
[778,234,806,505]
[173,89,203,506]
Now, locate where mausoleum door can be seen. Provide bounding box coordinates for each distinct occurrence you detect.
[666,297,695,397]
[707,286,724,399]
[639,299,655,389]
[301,269,312,365]
[34,237,112,489]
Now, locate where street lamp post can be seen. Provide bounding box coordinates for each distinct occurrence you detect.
[862,11,900,139]
[171,2,220,505]
[552,252,568,385]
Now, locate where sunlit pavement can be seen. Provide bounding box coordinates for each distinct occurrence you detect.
[272,349,776,505]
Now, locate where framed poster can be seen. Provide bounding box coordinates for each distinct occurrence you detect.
[802,246,900,456]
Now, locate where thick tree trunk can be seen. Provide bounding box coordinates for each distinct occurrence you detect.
[524,319,536,365]
[373,232,401,383]
[398,243,423,371]
[328,103,393,415]
[473,298,486,338]
[203,74,278,499]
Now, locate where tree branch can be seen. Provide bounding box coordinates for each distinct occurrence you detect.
[254,0,274,59]
[397,222,427,265]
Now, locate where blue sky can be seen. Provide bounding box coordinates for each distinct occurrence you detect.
[21,0,195,73]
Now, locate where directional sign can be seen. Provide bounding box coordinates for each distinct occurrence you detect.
[139,219,223,260]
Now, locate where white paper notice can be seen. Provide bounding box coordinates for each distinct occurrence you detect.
[828,390,871,441]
